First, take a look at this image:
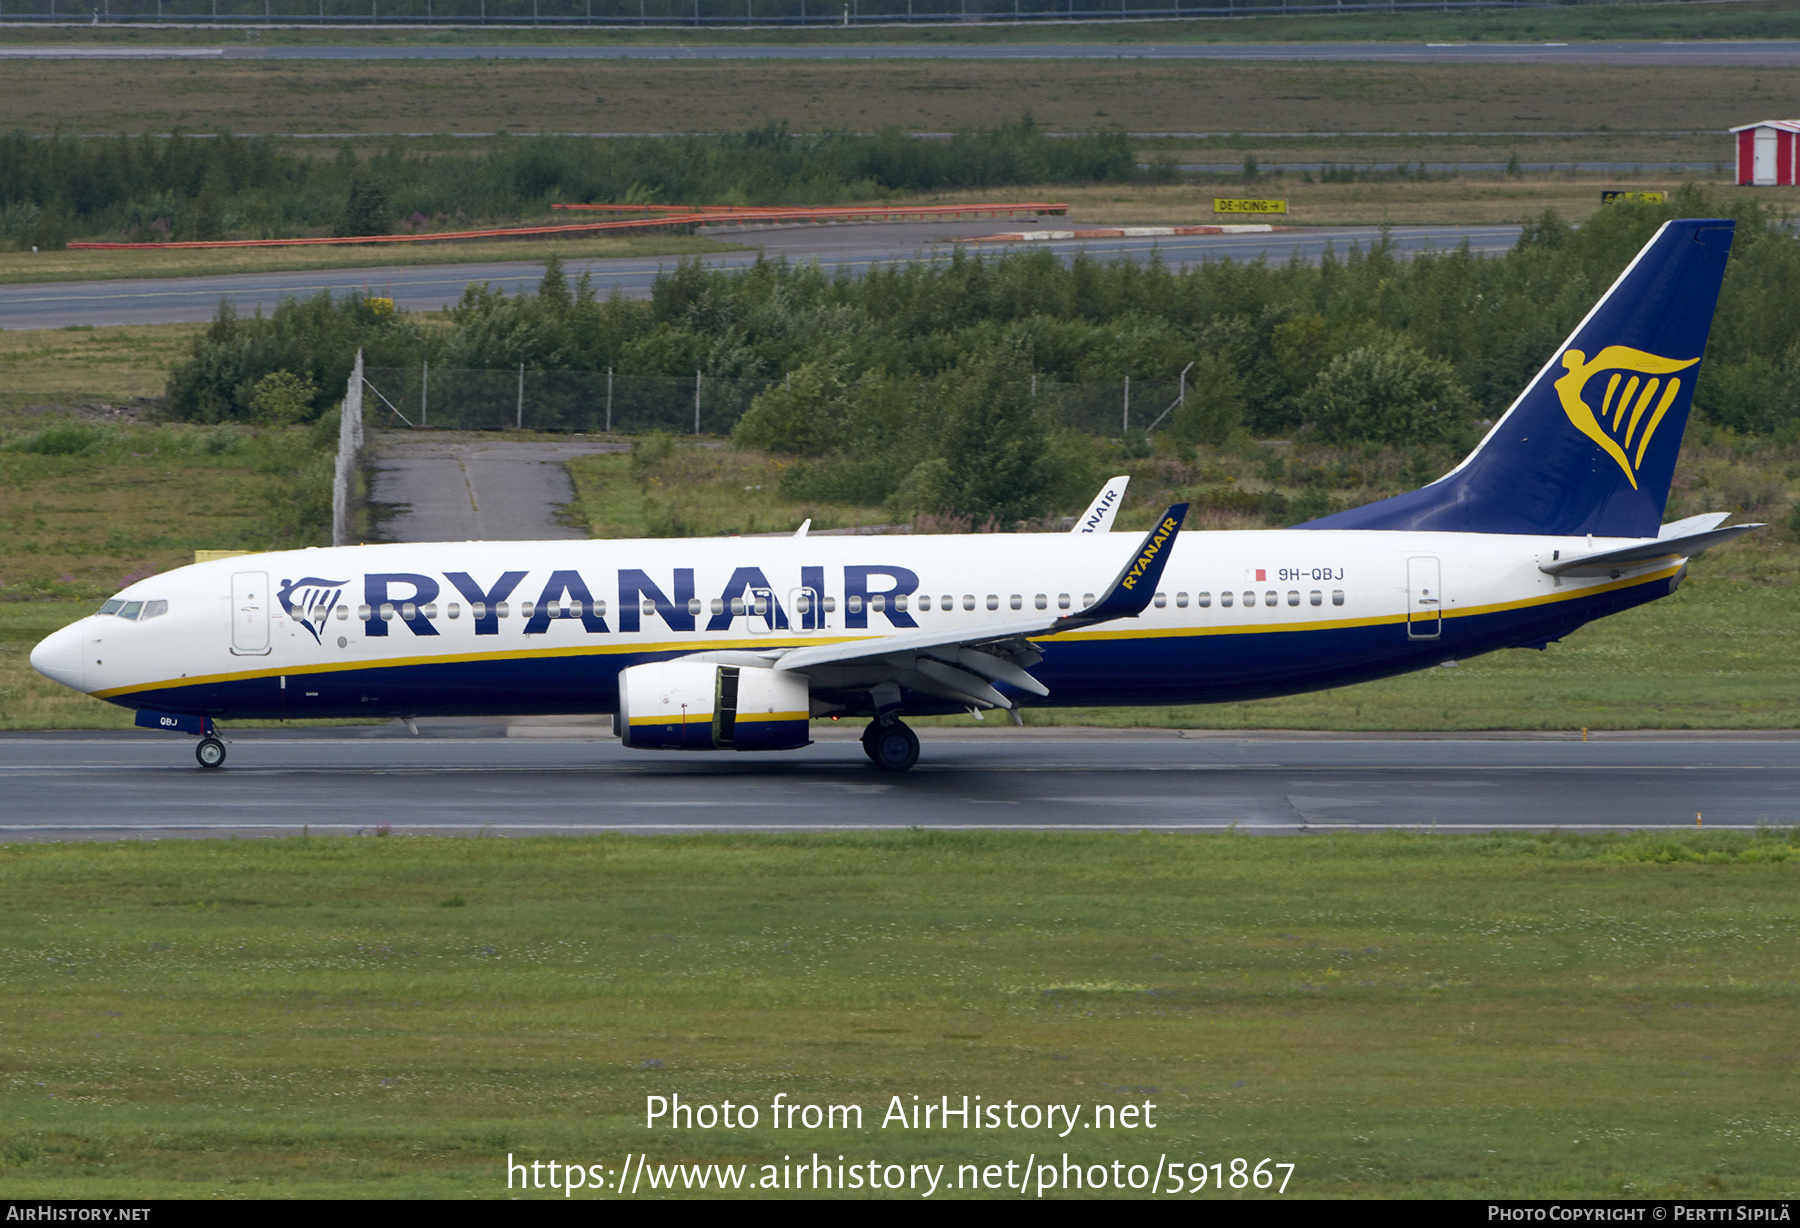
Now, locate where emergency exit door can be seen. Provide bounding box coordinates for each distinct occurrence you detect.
[231,571,271,655]
[1406,557,1442,640]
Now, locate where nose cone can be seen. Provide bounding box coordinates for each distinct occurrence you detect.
[30,622,86,694]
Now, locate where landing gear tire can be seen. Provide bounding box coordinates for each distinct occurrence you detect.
[195,736,226,770]
[866,720,919,773]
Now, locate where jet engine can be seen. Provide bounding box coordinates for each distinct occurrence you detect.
[616,661,811,752]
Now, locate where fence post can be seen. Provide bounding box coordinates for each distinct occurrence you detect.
[332,349,365,548]
[517,362,524,430]
[1123,374,1130,434]
[694,370,702,435]
[421,359,428,428]
[606,367,613,434]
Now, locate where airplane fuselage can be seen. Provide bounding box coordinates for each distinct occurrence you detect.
[40,529,1682,724]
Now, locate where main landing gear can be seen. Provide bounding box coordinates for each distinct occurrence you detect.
[862,719,920,773]
[196,736,227,770]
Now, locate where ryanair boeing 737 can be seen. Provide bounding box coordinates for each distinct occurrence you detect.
[30,219,1760,772]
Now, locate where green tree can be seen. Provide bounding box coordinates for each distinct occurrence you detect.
[337,178,392,238]
[1299,335,1476,446]
[731,363,849,457]
[925,347,1070,523]
[245,370,320,426]
[1170,352,1245,446]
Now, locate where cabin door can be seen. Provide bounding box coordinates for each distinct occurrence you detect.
[231,571,271,655]
[1406,557,1442,640]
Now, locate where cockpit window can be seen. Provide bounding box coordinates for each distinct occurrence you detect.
[98,599,125,616]
[118,601,144,620]
[141,600,168,620]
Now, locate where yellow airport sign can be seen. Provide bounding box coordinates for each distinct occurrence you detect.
[1601,191,1666,205]
[1214,198,1288,215]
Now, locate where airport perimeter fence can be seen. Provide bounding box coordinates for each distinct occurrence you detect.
[363,365,1186,438]
[0,0,1631,24]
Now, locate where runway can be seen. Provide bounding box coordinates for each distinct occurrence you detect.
[2,728,1792,838]
[9,41,1800,65]
[1,222,1521,328]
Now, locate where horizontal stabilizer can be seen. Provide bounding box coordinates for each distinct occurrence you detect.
[1539,523,1763,578]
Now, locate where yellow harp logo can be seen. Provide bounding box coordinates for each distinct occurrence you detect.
[1553,347,1699,489]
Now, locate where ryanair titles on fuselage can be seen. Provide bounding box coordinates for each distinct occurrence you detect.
[287,563,927,641]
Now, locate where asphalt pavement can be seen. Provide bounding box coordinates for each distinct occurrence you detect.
[8,41,1800,64]
[1,222,1522,328]
[1,728,1791,839]
[369,436,626,540]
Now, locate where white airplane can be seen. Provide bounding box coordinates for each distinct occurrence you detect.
[31,219,1758,772]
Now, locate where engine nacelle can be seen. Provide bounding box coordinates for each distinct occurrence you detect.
[617,661,811,752]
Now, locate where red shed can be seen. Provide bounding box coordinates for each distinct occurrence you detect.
[1731,119,1800,186]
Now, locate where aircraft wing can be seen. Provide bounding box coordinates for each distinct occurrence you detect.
[1539,522,1762,578]
[773,505,1187,708]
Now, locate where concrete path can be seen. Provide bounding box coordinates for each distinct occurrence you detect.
[368,435,624,542]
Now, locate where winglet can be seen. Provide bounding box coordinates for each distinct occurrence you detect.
[1072,475,1130,533]
[1052,503,1188,631]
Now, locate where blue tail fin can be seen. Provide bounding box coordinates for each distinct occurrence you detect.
[1300,218,1735,538]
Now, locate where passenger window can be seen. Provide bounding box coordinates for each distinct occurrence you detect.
[1242,591,1256,607]
[1332,590,1345,606]
[594,600,606,616]
[1153,593,1166,609]
[1286,591,1299,607]
[1035,594,1047,610]
[687,598,702,615]
[730,598,746,616]
[894,595,909,612]
[1220,591,1233,608]
[1081,593,1095,608]
[1009,594,1021,610]
[521,602,536,619]
[402,602,418,620]
[358,604,372,620]
[918,594,932,611]
[711,598,724,615]
[869,595,885,613]
[962,595,975,611]
[470,601,486,619]
[98,599,125,616]
[753,596,769,615]
[824,597,837,613]
[1265,590,1277,606]
[1057,593,1071,610]
[940,595,951,610]
[379,603,394,622]
[1309,591,1322,607]
[848,596,864,613]
[142,599,168,620]
[1175,592,1188,608]
[119,601,143,620]
[986,595,999,611]
[496,602,510,618]
[448,603,461,619]
[1197,591,1211,608]
[642,600,657,616]
[795,594,812,615]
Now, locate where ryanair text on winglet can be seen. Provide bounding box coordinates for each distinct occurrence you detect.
[1118,515,1179,591]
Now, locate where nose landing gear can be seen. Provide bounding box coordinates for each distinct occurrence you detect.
[862,719,919,773]
[196,736,227,770]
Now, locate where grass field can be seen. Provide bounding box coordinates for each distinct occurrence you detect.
[0,324,195,411]
[0,829,1794,1199]
[0,233,739,288]
[2,59,1792,138]
[1,0,1797,44]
